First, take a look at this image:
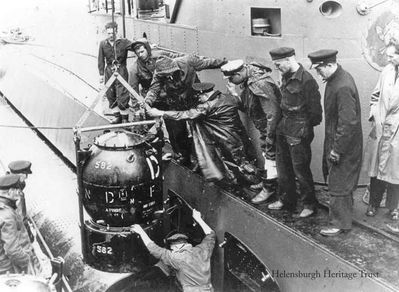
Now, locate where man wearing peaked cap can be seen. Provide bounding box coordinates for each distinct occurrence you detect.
[147,81,260,188]
[308,49,362,236]
[0,174,37,274]
[192,82,214,94]
[8,160,32,220]
[0,174,20,191]
[308,49,338,69]
[267,47,322,218]
[223,59,281,205]
[144,53,227,168]
[131,209,216,291]
[269,47,296,60]
[8,160,32,175]
[165,232,189,245]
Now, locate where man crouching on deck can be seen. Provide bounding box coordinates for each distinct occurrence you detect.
[131,209,215,292]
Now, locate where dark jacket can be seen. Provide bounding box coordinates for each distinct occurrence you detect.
[239,64,282,147]
[129,40,184,97]
[163,91,256,181]
[0,198,32,274]
[98,38,132,75]
[278,64,322,140]
[323,65,362,196]
[145,54,226,110]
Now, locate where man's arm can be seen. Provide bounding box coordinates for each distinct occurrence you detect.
[98,41,105,82]
[187,54,227,71]
[192,209,215,259]
[147,103,208,120]
[144,74,163,106]
[304,79,323,127]
[333,87,359,155]
[369,74,382,122]
[1,215,30,269]
[130,224,180,269]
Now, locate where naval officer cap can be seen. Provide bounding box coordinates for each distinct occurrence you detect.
[8,160,32,174]
[0,174,21,190]
[308,49,338,68]
[166,232,189,245]
[269,47,295,60]
[192,82,215,94]
[221,59,244,77]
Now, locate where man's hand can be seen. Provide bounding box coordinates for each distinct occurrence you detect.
[226,82,238,96]
[192,209,202,222]
[147,108,164,117]
[99,75,105,84]
[328,150,340,165]
[130,224,145,235]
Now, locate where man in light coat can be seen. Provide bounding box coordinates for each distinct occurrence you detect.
[364,42,399,220]
[308,49,362,236]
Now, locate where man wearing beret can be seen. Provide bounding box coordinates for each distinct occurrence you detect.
[147,82,259,187]
[144,54,227,167]
[8,160,32,221]
[0,174,38,274]
[98,21,133,124]
[131,209,216,292]
[221,59,282,204]
[268,47,322,218]
[308,49,362,236]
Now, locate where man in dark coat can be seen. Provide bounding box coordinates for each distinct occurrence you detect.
[147,82,259,187]
[268,47,322,218]
[144,55,227,167]
[98,22,132,124]
[221,59,282,204]
[308,49,362,236]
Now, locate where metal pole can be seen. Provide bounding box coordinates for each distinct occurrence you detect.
[73,130,87,259]
[121,0,126,38]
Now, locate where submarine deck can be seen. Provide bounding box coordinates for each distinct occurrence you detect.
[0,93,398,291]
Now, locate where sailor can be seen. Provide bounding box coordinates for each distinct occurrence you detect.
[131,209,215,292]
[98,21,133,124]
[147,82,259,187]
[268,47,322,218]
[8,160,32,220]
[308,49,362,236]
[144,54,227,167]
[222,59,282,204]
[129,37,184,134]
[0,174,38,274]
[363,42,399,222]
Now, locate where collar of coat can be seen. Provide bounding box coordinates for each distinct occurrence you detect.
[244,65,277,99]
[0,197,16,209]
[325,64,342,82]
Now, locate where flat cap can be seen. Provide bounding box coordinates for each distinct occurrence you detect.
[221,59,244,76]
[192,82,215,94]
[155,56,180,75]
[308,49,338,68]
[0,174,20,190]
[269,47,295,60]
[166,232,189,245]
[8,160,32,174]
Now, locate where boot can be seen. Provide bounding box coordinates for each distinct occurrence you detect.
[110,112,122,124]
[251,179,276,205]
[121,114,129,124]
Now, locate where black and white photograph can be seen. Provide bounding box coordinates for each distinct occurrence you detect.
[0,0,398,291]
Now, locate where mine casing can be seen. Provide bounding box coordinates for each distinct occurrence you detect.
[80,130,164,272]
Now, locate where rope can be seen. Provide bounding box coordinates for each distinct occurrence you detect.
[0,124,73,130]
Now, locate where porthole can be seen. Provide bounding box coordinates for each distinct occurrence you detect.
[319,1,342,18]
